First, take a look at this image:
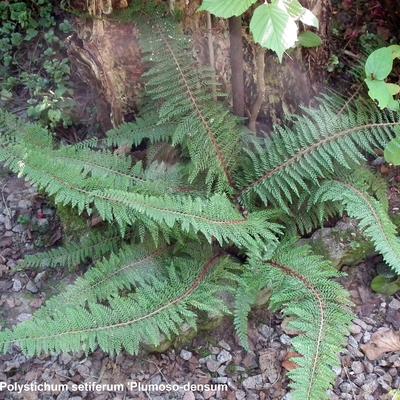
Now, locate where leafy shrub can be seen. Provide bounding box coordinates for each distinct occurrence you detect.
[0,0,74,128]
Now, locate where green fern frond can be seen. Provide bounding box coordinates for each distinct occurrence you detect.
[21,227,125,270]
[138,18,242,193]
[106,112,175,148]
[39,243,170,314]
[242,240,352,400]
[237,102,399,210]
[312,173,400,273]
[0,254,237,356]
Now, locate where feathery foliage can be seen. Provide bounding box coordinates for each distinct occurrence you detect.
[1,8,399,400]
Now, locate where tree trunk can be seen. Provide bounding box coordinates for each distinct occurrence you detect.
[68,0,143,130]
[228,17,245,117]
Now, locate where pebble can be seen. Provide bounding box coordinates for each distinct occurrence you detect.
[389,298,400,310]
[351,361,364,374]
[361,380,378,394]
[242,374,263,390]
[218,340,231,351]
[206,358,220,373]
[26,280,38,293]
[259,324,274,339]
[349,324,362,335]
[217,349,232,364]
[353,318,368,330]
[12,278,22,291]
[180,349,193,361]
[280,334,291,345]
[236,390,246,400]
[183,393,195,400]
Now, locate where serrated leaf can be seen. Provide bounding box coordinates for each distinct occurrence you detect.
[297,31,322,48]
[384,136,400,166]
[365,47,393,80]
[198,0,257,18]
[250,1,298,62]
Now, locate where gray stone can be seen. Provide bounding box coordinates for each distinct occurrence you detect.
[218,340,231,351]
[217,349,232,364]
[59,353,73,365]
[361,380,379,394]
[242,374,264,390]
[12,224,24,233]
[389,298,400,310]
[280,334,291,345]
[339,382,353,393]
[259,324,274,339]
[26,280,38,293]
[348,335,359,349]
[206,358,221,373]
[349,324,362,335]
[183,393,195,400]
[354,318,368,330]
[12,278,22,292]
[236,390,246,400]
[351,361,364,374]
[180,349,192,361]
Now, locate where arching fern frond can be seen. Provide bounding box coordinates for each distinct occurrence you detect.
[238,240,352,400]
[21,227,125,270]
[237,102,399,210]
[138,18,242,193]
[0,254,238,356]
[312,173,400,273]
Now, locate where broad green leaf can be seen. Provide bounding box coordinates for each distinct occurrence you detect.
[365,79,400,111]
[198,0,257,18]
[384,136,400,165]
[388,44,400,59]
[287,0,304,18]
[250,1,298,62]
[365,47,393,80]
[297,31,322,48]
[371,275,400,295]
[300,8,319,28]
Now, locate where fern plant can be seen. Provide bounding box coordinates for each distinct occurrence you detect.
[1,8,400,400]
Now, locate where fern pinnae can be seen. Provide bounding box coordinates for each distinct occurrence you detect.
[253,242,352,400]
[237,105,400,208]
[0,253,233,355]
[313,177,400,273]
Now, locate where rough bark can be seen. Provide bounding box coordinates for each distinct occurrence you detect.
[228,17,245,117]
[68,0,143,130]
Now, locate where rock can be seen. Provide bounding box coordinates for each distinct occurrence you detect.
[12,224,24,233]
[26,280,38,293]
[12,278,22,292]
[180,349,192,361]
[242,374,264,390]
[280,334,291,345]
[59,353,73,365]
[203,390,215,399]
[236,390,246,400]
[339,382,353,393]
[349,324,362,335]
[300,220,374,267]
[354,318,368,330]
[206,358,221,373]
[348,335,359,349]
[70,397,82,400]
[389,298,400,310]
[259,324,274,340]
[351,361,364,374]
[218,340,231,351]
[183,393,195,400]
[217,350,232,364]
[361,380,378,394]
